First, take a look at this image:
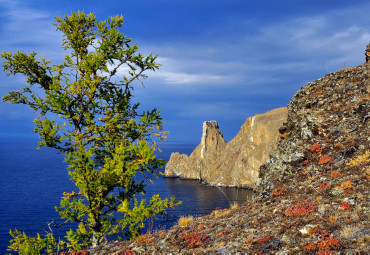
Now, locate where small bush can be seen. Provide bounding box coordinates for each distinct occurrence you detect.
[319,182,330,190]
[258,235,272,243]
[271,187,287,196]
[318,155,330,165]
[304,242,316,251]
[211,208,229,217]
[310,144,322,154]
[339,202,351,210]
[317,236,339,250]
[179,232,210,248]
[328,214,339,223]
[178,216,194,227]
[340,180,353,190]
[347,151,370,167]
[284,202,316,217]
[331,187,344,196]
[331,171,340,178]
[230,202,239,210]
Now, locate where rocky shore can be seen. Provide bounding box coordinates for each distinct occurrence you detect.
[88,60,369,254]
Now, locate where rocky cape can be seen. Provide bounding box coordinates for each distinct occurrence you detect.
[89,51,369,254]
[164,107,288,188]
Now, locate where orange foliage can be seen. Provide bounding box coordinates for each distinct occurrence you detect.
[304,242,316,251]
[319,182,330,190]
[258,235,272,243]
[331,171,340,178]
[271,187,286,196]
[317,236,339,250]
[310,144,323,154]
[340,180,353,189]
[284,202,316,217]
[318,155,330,165]
[339,202,351,210]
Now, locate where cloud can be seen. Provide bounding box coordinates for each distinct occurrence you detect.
[142,3,369,98]
[153,70,238,85]
[0,0,62,59]
[1,0,369,142]
[246,11,370,67]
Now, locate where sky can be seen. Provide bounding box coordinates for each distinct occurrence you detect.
[0,0,369,143]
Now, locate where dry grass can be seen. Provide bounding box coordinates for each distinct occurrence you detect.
[340,224,360,239]
[178,216,194,227]
[328,213,339,223]
[347,150,370,167]
[230,202,239,210]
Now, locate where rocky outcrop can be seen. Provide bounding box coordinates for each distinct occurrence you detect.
[164,107,288,187]
[256,63,370,194]
[164,120,226,180]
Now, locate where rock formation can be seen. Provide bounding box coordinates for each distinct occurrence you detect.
[256,62,370,194]
[164,107,288,187]
[90,48,370,255]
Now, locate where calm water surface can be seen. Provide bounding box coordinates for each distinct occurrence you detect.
[0,140,253,253]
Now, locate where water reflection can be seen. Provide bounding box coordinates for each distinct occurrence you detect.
[165,178,253,213]
[143,177,254,230]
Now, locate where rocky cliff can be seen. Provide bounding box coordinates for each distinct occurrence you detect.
[164,107,288,187]
[90,50,369,255]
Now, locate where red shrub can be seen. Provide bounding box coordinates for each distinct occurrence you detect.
[310,144,322,154]
[284,202,316,217]
[218,229,232,236]
[317,236,339,249]
[271,187,286,196]
[339,202,351,210]
[331,171,340,178]
[318,155,330,165]
[312,228,340,252]
[179,232,210,248]
[304,242,316,251]
[258,235,271,243]
[319,182,330,190]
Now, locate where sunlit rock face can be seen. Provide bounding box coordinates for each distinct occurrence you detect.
[164,121,227,180]
[164,107,288,187]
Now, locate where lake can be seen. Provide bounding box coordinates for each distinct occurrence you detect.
[0,140,253,253]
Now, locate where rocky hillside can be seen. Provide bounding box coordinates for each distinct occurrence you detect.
[164,108,288,187]
[89,61,369,254]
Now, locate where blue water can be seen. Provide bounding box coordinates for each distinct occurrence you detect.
[0,140,253,253]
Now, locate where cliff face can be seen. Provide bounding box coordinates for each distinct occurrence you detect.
[164,120,226,180]
[164,107,288,187]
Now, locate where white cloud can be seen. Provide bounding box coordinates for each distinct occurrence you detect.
[153,70,236,85]
[0,0,62,59]
[145,55,243,86]
[142,3,369,94]
[252,11,369,67]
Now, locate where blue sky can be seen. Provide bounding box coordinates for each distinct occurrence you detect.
[0,0,369,142]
